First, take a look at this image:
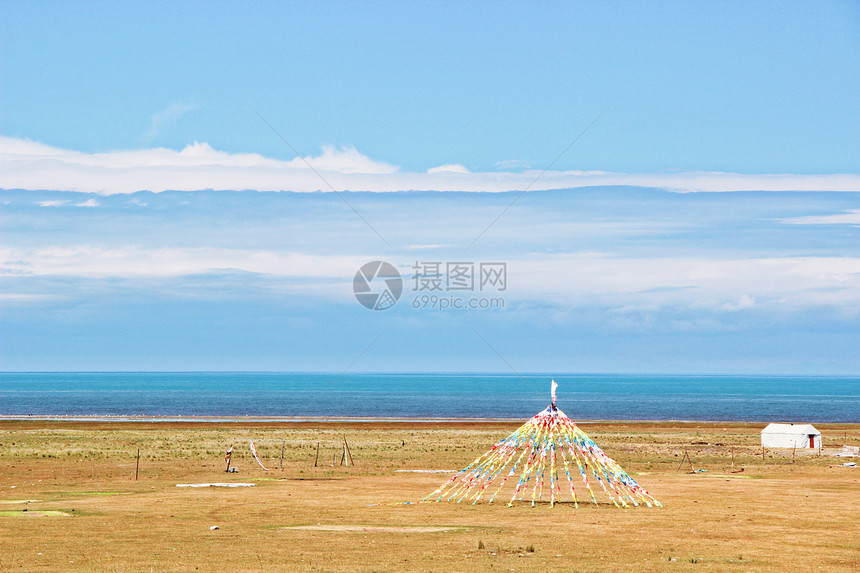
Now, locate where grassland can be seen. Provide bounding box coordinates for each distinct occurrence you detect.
[0,420,858,572]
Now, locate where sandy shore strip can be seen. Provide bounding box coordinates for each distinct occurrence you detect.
[1,417,859,432]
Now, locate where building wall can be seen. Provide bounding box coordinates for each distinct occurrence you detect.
[761,432,820,449]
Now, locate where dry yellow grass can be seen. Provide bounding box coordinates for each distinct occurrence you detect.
[0,420,858,572]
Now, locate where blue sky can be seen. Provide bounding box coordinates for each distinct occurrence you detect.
[3,1,858,172]
[1,2,859,373]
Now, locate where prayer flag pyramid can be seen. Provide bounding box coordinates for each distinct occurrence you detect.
[423,380,661,508]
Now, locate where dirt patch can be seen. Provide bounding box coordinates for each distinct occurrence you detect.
[394,469,456,473]
[282,524,460,533]
[0,510,72,517]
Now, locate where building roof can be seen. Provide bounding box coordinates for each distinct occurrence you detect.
[761,423,819,435]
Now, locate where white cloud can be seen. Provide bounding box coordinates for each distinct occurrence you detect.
[301,145,398,175]
[427,164,470,174]
[38,200,69,207]
[76,198,100,207]
[1,136,858,194]
[0,137,400,193]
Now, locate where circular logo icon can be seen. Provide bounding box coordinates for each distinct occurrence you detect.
[353,261,403,311]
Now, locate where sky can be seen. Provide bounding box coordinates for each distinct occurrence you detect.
[1,1,859,374]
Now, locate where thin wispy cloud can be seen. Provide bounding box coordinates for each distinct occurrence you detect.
[1,136,858,194]
[144,102,196,143]
[783,209,860,226]
[513,254,860,314]
[405,244,455,250]
[0,246,364,279]
[495,159,532,170]
[4,245,859,315]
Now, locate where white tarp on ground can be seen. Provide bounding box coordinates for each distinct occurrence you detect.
[761,423,821,449]
[176,483,256,488]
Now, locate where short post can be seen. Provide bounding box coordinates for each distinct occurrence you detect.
[762,447,766,463]
[676,450,688,473]
[280,440,285,471]
[731,447,734,468]
[314,442,320,467]
[135,448,140,481]
[343,435,354,466]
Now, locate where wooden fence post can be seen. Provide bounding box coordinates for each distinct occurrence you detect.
[676,450,688,473]
[343,435,354,466]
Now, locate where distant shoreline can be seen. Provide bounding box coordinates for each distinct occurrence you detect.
[1,415,858,430]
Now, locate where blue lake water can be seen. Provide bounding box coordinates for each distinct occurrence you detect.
[1,372,858,422]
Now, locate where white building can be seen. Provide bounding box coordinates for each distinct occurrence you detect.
[761,423,821,449]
